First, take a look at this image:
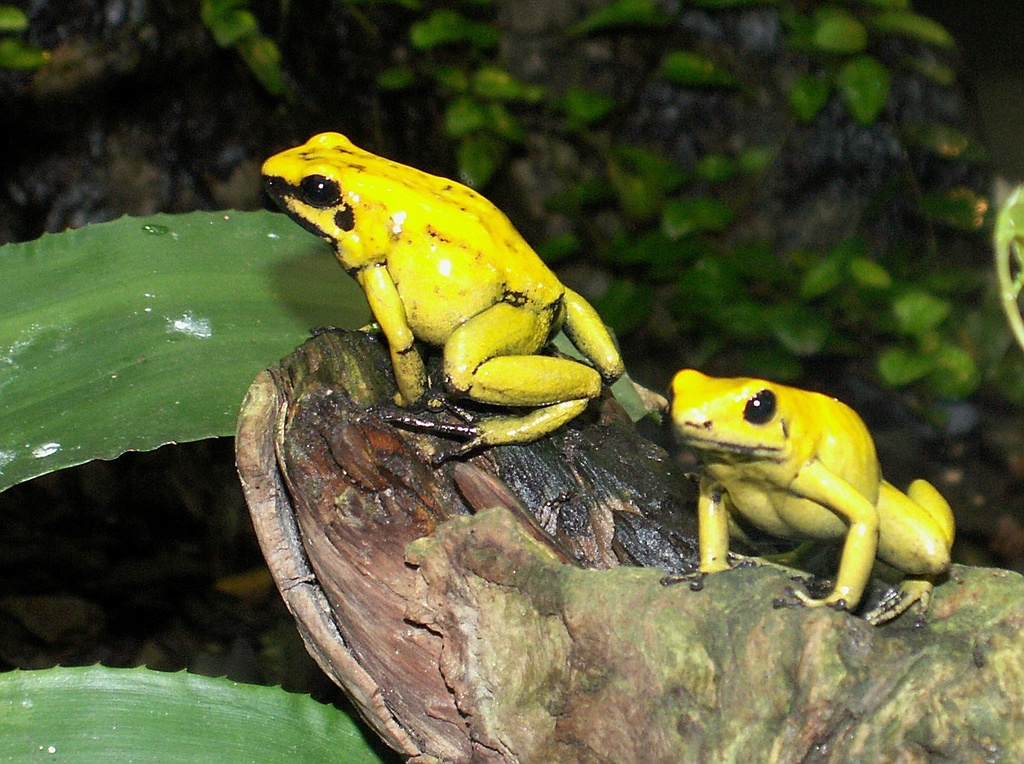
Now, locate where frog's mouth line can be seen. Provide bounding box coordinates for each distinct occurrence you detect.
[676,425,785,461]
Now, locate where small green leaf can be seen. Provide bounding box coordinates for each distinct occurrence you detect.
[878,346,934,386]
[431,64,469,92]
[903,123,985,162]
[658,50,739,87]
[690,0,777,6]
[799,253,845,299]
[872,11,955,49]
[926,343,979,398]
[848,257,892,289]
[570,0,670,35]
[558,87,616,130]
[0,5,28,32]
[695,153,736,182]
[788,74,831,122]
[903,56,955,86]
[472,65,544,102]
[892,290,950,336]
[544,178,614,214]
[237,35,287,96]
[919,187,989,231]
[606,146,686,221]
[769,304,830,355]
[537,232,581,264]
[0,37,47,69]
[811,8,867,53]
[738,146,774,173]
[410,9,498,49]
[673,257,743,314]
[661,196,734,239]
[483,101,527,143]
[377,65,415,90]
[457,132,508,188]
[444,96,488,137]
[836,55,890,124]
[592,278,654,335]
[201,0,257,47]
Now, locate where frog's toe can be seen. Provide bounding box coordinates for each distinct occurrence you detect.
[374,405,479,440]
[660,571,707,591]
[862,579,932,626]
[777,585,849,614]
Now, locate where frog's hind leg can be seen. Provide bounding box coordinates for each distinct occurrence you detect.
[443,301,604,453]
[865,479,955,625]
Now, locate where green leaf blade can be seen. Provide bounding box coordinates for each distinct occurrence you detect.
[0,666,386,763]
[0,211,368,492]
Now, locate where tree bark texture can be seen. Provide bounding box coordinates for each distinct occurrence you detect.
[236,329,1024,763]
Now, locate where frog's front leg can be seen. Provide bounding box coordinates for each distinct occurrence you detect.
[443,301,603,454]
[697,477,732,575]
[786,459,881,613]
[357,265,428,406]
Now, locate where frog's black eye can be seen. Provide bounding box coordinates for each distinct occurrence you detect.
[743,389,776,425]
[298,175,341,208]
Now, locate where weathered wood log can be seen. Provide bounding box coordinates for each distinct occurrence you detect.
[236,329,1024,763]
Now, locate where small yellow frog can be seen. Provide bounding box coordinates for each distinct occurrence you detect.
[262,133,624,456]
[670,369,955,624]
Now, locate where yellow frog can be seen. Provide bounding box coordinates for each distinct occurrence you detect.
[262,132,624,456]
[670,369,955,624]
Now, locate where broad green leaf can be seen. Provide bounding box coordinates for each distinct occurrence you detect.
[836,55,890,124]
[0,665,385,763]
[658,50,739,88]
[919,187,989,231]
[878,346,933,386]
[811,8,867,54]
[872,11,955,49]
[892,290,950,336]
[788,74,830,122]
[0,211,367,492]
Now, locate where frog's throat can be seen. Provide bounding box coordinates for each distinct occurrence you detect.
[677,429,785,461]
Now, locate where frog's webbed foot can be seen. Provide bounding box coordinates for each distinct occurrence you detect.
[660,571,707,591]
[862,579,933,626]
